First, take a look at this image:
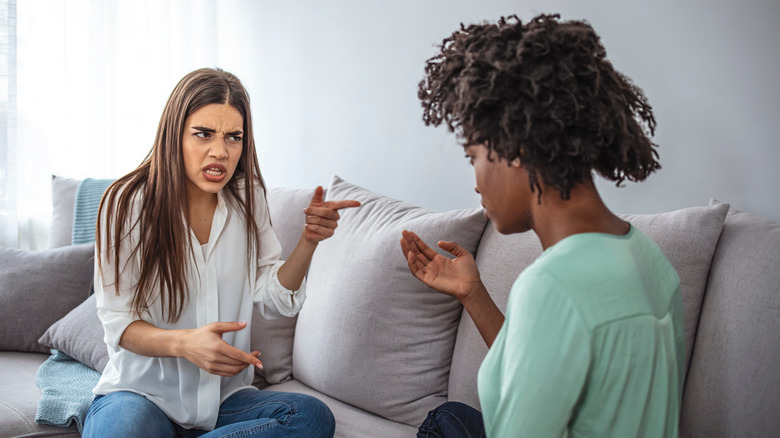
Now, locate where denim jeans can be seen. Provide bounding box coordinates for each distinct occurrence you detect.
[83,388,335,438]
[417,401,486,438]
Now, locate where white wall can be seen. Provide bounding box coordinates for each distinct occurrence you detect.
[22,0,778,226]
[213,0,780,220]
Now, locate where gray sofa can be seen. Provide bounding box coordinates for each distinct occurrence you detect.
[1,175,779,437]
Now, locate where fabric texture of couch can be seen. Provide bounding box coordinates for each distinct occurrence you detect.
[0,174,778,437]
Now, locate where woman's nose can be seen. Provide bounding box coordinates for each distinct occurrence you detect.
[209,140,228,158]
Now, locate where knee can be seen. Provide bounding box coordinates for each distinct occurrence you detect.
[291,395,335,437]
[418,401,484,438]
[84,392,172,438]
[435,401,464,412]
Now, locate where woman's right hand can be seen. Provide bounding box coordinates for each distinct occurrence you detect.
[178,321,263,377]
[401,230,505,347]
[400,230,485,303]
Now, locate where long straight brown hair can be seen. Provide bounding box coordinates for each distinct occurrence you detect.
[96,68,266,322]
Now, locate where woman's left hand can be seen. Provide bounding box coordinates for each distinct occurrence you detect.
[302,186,360,243]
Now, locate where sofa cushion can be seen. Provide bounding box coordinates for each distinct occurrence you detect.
[38,295,108,373]
[266,379,417,438]
[0,352,79,437]
[292,175,487,426]
[681,202,780,436]
[449,202,729,409]
[251,186,319,385]
[0,244,95,353]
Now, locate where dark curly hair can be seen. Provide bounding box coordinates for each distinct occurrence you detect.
[419,14,660,199]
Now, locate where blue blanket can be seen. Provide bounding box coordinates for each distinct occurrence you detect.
[36,177,113,431]
[35,349,101,432]
[72,178,114,245]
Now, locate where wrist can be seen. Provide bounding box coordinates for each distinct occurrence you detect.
[300,230,321,248]
[171,329,192,359]
[460,282,488,307]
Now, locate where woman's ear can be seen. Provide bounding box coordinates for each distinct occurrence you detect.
[510,157,522,168]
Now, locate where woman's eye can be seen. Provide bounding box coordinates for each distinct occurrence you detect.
[227,135,242,142]
[195,132,210,138]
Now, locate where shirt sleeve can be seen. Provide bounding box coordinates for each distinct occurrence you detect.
[485,270,591,437]
[93,194,142,351]
[251,188,307,319]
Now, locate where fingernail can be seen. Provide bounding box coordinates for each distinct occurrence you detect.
[303,208,309,214]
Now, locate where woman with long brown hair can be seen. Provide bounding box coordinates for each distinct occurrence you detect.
[83,68,357,437]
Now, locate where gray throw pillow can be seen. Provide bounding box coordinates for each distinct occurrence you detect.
[251,186,321,385]
[0,243,95,353]
[38,294,108,372]
[292,175,487,426]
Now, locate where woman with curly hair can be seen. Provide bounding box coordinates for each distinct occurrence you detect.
[402,14,683,437]
[83,68,358,437]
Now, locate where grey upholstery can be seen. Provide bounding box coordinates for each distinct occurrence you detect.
[680,204,780,436]
[2,179,778,438]
[0,352,79,437]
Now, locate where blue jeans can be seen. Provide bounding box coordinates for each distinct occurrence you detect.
[83,388,335,438]
[417,401,486,438]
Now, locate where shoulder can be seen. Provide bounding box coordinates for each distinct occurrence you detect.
[503,269,591,350]
[100,178,145,219]
[509,268,585,325]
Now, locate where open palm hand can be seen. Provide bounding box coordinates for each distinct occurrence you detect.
[400,230,483,301]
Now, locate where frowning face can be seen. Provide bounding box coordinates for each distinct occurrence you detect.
[181,103,243,201]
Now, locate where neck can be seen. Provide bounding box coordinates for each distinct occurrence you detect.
[187,190,218,245]
[187,189,218,222]
[188,190,217,210]
[530,179,629,250]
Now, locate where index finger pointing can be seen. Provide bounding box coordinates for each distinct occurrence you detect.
[323,200,361,210]
[221,344,264,369]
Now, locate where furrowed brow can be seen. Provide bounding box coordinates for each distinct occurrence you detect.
[192,126,216,133]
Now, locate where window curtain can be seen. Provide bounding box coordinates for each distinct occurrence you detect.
[0,0,17,247]
[3,0,220,249]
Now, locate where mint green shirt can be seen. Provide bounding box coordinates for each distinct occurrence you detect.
[478,226,684,437]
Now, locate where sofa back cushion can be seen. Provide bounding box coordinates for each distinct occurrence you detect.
[251,186,319,385]
[292,176,487,426]
[449,202,729,409]
[681,202,780,436]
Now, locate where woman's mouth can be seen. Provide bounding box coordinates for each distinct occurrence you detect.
[203,164,227,182]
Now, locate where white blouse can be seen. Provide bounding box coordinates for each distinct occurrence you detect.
[92,183,305,430]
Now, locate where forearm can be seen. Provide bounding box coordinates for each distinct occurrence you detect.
[119,320,188,358]
[461,284,505,348]
[277,232,318,291]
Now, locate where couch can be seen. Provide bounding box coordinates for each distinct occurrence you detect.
[1,174,779,437]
